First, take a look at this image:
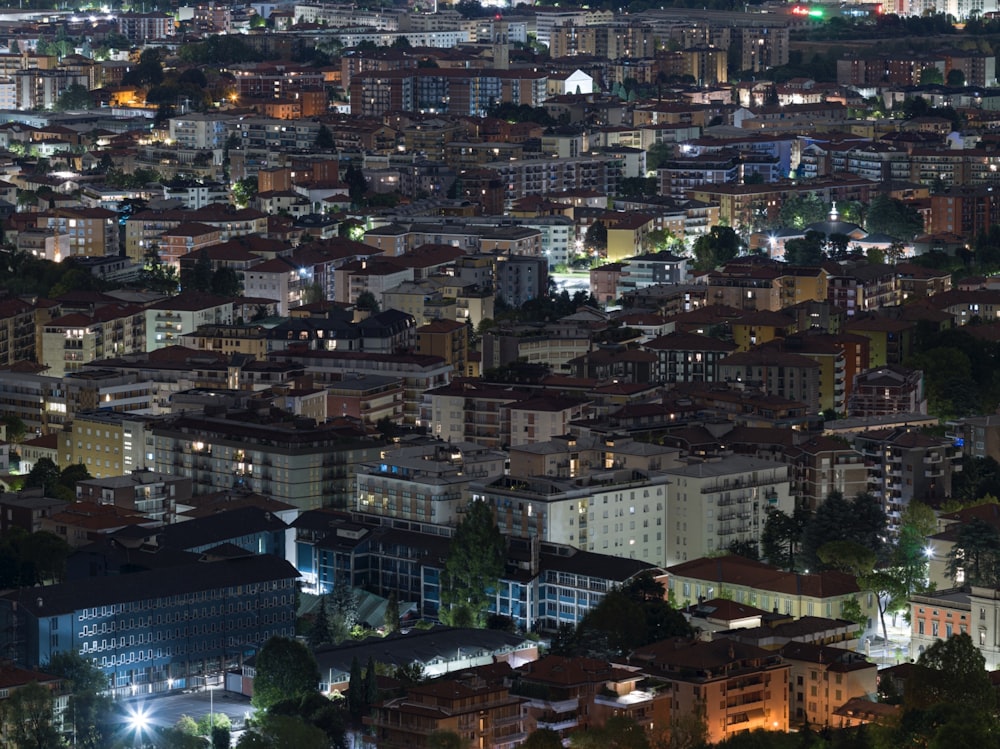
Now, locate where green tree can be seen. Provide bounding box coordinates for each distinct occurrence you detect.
[646,142,672,172]
[817,540,876,576]
[946,68,966,86]
[316,124,334,149]
[122,48,164,87]
[439,500,506,628]
[355,290,380,313]
[946,517,1000,587]
[5,680,62,749]
[236,714,328,749]
[865,193,924,240]
[522,728,563,749]
[189,249,213,292]
[232,177,257,207]
[343,164,368,207]
[347,656,364,721]
[384,591,400,632]
[585,220,608,254]
[907,633,995,712]
[570,715,650,749]
[783,230,826,266]
[894,501,937,596]
[427,730,470,749]
[2,415,26,444]
[23,457,60,496]
[857,568,907,645]
[251,636,321,711]
[45,650,112,749]
[919,65,944,85]
[692,226,742,270]
[56,82,92,111]
[328,582,359,642]
[211,267,243,297]
[779,192,829,229]
[760,508,804,571]
[308,596,331,649]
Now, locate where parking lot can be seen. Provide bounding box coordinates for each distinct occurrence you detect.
[119,688,254,735]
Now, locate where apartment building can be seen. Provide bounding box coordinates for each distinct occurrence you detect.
[0,298,35,366]
[356,441,507,526]
[848,365,927,417]
[40,304,145,378]
[624,637,790,743]
[779,642,876,728]
[153,410,383,511]
[853,426,960,537]
[473,469,671,567]
[144,292,233,352]
[62,410,158,480]
[662,456,793,566]
[784,435,867,512]
[36,207,118,258]
[717,348,822,414]
[117,12,175,42]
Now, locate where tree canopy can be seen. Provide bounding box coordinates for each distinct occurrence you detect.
[251,636,321,711]
[439,500,505,628]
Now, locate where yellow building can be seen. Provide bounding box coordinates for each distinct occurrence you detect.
[62,410,154,479]
[666,555,878,628]
[731,310,797,352]
[416,318,469,378]
[184,323,272,359]
[605,212,655,263]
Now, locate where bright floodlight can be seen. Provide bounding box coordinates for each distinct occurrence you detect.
[127,704,150,733]
[924,546,934,559]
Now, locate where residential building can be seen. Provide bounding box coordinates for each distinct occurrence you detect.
[853,426,960,536]
[356,441,507,526]
[0,490,64,533]
[145,293,233,352]
[623,637,790,744]
[663,456,793,566]
[785,436,867,512]
[62,411,158,479]
[848,365,927,417]
[0,555,297,698]
[496,255,548,307]
[152,410,383,511]
[117,11,175,41]
[36,207,118,258]
[642,331,737,384]
[40,304,145,379]
[366,663,528,749]
[0,298,36,366]
[473,469,671,567]
[779,642,877,728]
[843,317,914,367]
[75,469,192,523]
[718,348,822,414]
[416,319,470,379]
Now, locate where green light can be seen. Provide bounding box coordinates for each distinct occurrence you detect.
[808,8,824,17]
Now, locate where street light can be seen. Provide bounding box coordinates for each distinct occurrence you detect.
[125,704,151,747]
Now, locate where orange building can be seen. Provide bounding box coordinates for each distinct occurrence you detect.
[366,663,528,749]
[625,637,790,744]
[158,222,223,270]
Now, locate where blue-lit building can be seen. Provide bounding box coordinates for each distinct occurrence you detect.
[0,554,298,698]
[293,511,658,632]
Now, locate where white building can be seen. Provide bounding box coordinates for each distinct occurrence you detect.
[663,456,793,567]
[168,113,233,150]
[144,293,234,352]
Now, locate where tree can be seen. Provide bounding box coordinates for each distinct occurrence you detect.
[522,729,563,749]
[316,124,334,149]
[646,142,672,172]
[23,457,60,496]
[692,226,742,270]
[347,656,364,721]
[439,500,506,629]
[427,731,470,749]
[857,568,906,645]
[817,540,876,576]
[570,715,650,749]
[384,591,400,632]
[783,230,826,265]
[308,597,331,648]
[585,220,607,254]
[946,517,1000,587]
[56,82,92,111]
[894,501,937,596]
[800,491,885,572]
[328,583,359,642]
[343,164,368,207]
[2,415,26,444]
[4,680,62,749]
[919,65,944,85]
[189,249,213,292]
[251,636,321,711]
[44,651,112,749]
[363,656,378,711]
[211,267,243,297]
[355,290,380,314]
[946,68,966,86]
[232,177,257,207]
[761,508,803,571]
[907,633,995,712]
[779,192,829,229]
[865,193,924,240]
[122,48,164,87]
[236,714,328,749]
